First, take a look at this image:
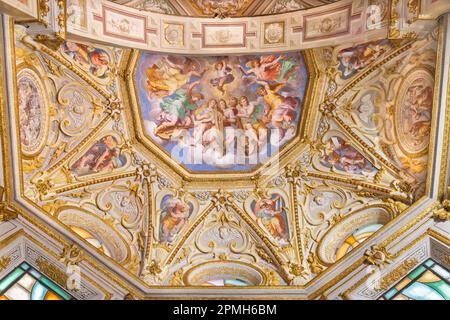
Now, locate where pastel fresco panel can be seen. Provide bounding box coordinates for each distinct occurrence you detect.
[303,7,350,41]
[61,41,112,79]
[104,8,146,42]
[136,52,308,172]
[159,195,194,244]
[338,39,392,79]
[395,69,434,156]
[252,194,289,246]
[17,69,47,156]
[202,24,245,48]
[70,135,127,177]
[320,136,377,175]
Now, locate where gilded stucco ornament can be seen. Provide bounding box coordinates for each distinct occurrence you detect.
[36,257,69,289]
[382,198,408,217]
[211,189,234,211]
[375,257,418,291]
[135,161,157,184]
[0,256,12,272]
[60,244,84,266]
[364,245,394,268]
[0,187,18,222]
[433,199,450,221]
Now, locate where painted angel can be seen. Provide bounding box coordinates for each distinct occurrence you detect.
[154,81,204,140]
[240,55,297,83]
[160,198,190,243]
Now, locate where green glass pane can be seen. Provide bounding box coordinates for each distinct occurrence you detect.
[384,288,398,300]
[408,266,426,280]
[425,280,450,300]
[29,269,42,280]
[0,269,25,293]
[39,277,71,300]
[19,263,30,271]
[424,259,434,268]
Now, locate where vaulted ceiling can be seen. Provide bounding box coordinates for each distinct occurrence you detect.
[1,0,449,300]
[10,28,437,287]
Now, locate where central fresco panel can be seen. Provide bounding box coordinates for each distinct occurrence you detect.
[136,53,308,171]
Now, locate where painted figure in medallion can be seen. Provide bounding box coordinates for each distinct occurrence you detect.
[338,40,391,79]
[62,41,111,78]
[320,136,377,175]
[160,196,192,243]
[253,195,289,245]
[18,76,42,150]
[70,135,126,176]
[403,78,433,147]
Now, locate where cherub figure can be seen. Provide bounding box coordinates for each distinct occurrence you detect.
[240,55,297,83]
[160,198,190,243]
[210,59,235,94]
[147,56,204,99]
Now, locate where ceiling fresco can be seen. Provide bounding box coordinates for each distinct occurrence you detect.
[9,18,439,289]
[135,52,308,171]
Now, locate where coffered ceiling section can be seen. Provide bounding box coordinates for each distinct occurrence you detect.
[66,0,393,54]
[11,19,439,289]
[110,0,340,17]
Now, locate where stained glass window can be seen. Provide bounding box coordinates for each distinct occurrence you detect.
[380,259,450,300]
[0,262,73,300]
[336,223,383,260]
[203,279,249,286]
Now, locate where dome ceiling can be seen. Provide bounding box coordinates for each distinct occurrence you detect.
[109,0,340,17]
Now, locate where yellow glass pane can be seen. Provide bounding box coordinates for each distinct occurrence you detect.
[336,242,351,260]
[417,270,441,283]
[395,277,411,291]
[44,291,62,300]
[354,232,374,241]
[345,236,357,245]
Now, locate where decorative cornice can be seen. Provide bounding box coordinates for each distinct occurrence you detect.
[375,257,418,291]
[36,257,69,289]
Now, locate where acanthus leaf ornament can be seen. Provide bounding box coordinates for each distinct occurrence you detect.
[319,98,337,117]
[382,198,409,217]
[105,99,122,121]
[375,257,418,291]
[307,252,325,275]
[146,259,162,276]
[433,199,450,221]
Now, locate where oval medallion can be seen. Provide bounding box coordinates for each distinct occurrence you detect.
[17,68,49,156]
[395,68,434,157]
